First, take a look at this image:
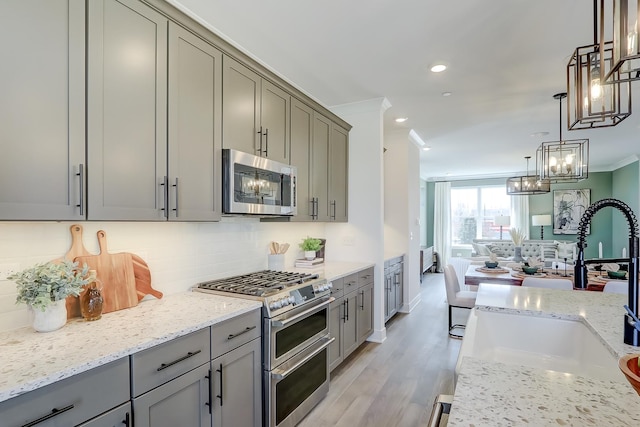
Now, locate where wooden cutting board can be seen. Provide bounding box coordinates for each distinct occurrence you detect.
[74,230,138,314]
[130,253,163,301]
[49,224,94,318]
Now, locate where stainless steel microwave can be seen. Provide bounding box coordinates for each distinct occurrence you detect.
[222,149,297,216]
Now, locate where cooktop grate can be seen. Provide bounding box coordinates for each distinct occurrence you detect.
[196,270,319,297]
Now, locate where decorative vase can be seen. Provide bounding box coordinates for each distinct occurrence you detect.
[513,246,524,263]
[80,282,103,321]
[29,300,67,332]
[304,250,316,260]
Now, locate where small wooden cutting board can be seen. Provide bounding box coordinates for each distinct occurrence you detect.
[130,253,163,301]
[74,230,138,314]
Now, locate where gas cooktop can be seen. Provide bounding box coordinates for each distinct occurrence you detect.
[195,270,320,297]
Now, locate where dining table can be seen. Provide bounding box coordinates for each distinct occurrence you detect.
[463,264,627,291]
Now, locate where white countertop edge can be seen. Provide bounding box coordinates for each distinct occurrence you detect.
[0,293,262,403]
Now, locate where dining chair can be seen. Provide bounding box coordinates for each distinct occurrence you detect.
[521,277,573,290]
[448,257,472,290]
[444,264,477,338]
[603,281,628,294]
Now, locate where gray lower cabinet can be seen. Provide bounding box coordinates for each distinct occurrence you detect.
[211,338,262,427]
[223,56,290,165]
[328,268,374,372]
[0,0,86,220]
[133,362,211,427]
[384,256,404,322]
[0,358,130,427]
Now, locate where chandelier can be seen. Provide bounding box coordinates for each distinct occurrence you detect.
[537,93,589,183]
[567,0,631,129]
[506,156,550,196]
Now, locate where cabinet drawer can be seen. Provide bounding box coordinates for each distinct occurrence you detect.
[329,277,344,299]
[343,273,358,294]
[78,401,131,427]
[211,308,261,359]
[0,358,129,427]
[131,328,210,397]
[357,267,374,287]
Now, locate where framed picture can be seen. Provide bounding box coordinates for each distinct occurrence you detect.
[553,189,590,235]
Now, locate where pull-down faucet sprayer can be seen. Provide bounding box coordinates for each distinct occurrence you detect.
[574,198,640,346]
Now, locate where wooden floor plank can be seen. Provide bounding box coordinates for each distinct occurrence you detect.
[299,272,461,426]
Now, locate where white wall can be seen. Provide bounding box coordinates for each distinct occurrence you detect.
[0,220,323,332]
[383,129,422,313]
[327,97,390,343]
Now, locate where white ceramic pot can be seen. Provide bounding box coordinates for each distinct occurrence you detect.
[304,250,316,260]
[29,299,67,332]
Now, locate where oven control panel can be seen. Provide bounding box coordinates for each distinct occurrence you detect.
[265,281,331,313]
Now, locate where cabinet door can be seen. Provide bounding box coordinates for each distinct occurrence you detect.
[260,80,290,164]
[211,338,262,427]
[289,98,313,221]
[311,113,331,221]
[133,362,211,427]
[357,282,374,344]
[168,22,222,221]
[343,291,359,359]
[329,124,349,222]
[394,265,404,313]
[328,297,344,372]
[222,56,260,155]
[87,0,168,220]
[384,273,396,322]
[0,0,85,220]
[78,401,131,427]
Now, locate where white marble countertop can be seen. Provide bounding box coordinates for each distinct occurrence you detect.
[292,260,375,281]
[0,292,262,404]
[448,284,640,426]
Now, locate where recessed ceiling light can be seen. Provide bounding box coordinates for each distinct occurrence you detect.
[530,131,549,137]
[395,117,408,123]
[422,146,431,151]
[430,64,447,73]
[442,92,452,97]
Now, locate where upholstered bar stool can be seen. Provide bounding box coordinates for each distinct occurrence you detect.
[444,264,477,338]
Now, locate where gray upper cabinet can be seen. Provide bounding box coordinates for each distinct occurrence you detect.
[329,125,349,222]
[290,98,313,221]
[311,113,331,221]
[167,22,222,221]
[87,0,168,220]
[88,0,222,221]
[223,56,290,164]
[0,0,86,220]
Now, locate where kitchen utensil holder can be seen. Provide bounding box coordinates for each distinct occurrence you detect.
[268,254,285,271]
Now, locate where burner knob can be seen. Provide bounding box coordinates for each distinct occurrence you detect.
[327,282,333,289]
[270,300,282,310]
[288,296,296,305]
[281,297,292,307]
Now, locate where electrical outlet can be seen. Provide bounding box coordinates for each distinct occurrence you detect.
[342,236,355,246]
[0,263,20,280]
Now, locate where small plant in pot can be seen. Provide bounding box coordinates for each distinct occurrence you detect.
[9,260,91,332]
[299,237,323,260]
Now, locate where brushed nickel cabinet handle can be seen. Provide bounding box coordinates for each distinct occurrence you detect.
[157,349,202,371]
[264,128,269,157]
[76,164,84,216]
[160,176,169,218]
[172,177,179,217]
[21,404,74,427]
[227,325,256,340]
[216,363,224,406]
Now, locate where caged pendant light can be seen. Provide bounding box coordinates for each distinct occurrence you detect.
[600,0,640,84]
[537,93,589,183]
[567,0,631,129]
[506,156,550,195]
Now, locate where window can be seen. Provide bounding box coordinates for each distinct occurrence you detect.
[451,186,510,245]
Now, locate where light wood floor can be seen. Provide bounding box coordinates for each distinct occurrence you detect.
[298,272,465,427]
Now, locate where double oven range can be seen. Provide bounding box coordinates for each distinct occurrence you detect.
[194,270,333,427]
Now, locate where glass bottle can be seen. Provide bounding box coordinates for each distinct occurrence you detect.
[81,271,103,321]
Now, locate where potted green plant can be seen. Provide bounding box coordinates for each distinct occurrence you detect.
[9,260,91,332]
[299,237,323,260]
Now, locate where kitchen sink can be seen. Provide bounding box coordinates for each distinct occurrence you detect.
[455,308,625,383]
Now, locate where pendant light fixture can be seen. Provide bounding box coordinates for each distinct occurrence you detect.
[506,156,550,195]
[567,0,631,129]
[599,0,640,84]
[537,93,589,183]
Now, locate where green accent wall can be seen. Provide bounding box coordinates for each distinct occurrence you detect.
[424,159,639,260]
[611,160,640,257]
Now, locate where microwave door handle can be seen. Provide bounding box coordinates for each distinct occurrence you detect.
[271,336,334,381]
[271,297,333,328]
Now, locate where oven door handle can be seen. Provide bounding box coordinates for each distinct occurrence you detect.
[271,336,335,381]
[271,297,333,328]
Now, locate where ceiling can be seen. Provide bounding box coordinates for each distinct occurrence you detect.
[170,0,640,181]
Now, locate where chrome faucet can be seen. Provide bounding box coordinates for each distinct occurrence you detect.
[573,198,640,346]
